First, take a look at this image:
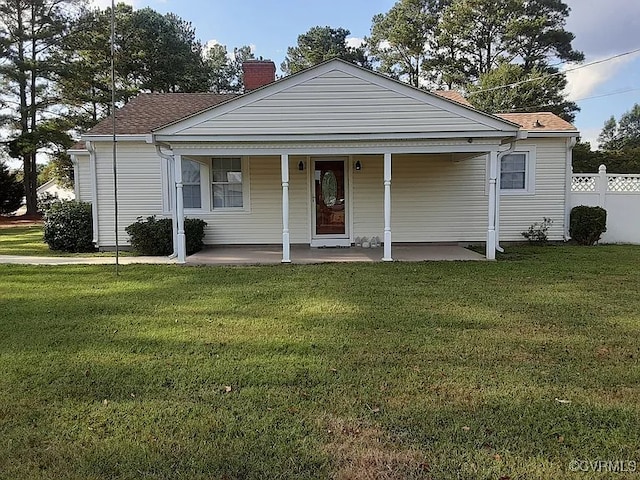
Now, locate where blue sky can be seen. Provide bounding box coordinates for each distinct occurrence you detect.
[95,0,639,147]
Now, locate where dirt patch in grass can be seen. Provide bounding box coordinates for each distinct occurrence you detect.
[0,214,43,228]
[322,416,429,480]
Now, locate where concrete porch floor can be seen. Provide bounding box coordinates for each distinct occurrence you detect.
[186,244,485,265]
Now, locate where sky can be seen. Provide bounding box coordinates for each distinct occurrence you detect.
[79,0,640,148]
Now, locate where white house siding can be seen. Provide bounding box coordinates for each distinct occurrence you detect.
[75,155,92,202]
[173,70,503,137]
[197,156,309,245]
[500,138,567,241]
[352,155,384,240]
[391,154,489,242]
[94,142,164,247]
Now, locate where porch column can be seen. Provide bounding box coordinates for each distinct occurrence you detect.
[175,154,187,263]
[486,150,498,260]
[281,154,291,263]
[383,152,393,261]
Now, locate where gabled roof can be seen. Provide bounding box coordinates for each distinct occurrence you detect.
[79,59,576,141]
[87,92,237,135]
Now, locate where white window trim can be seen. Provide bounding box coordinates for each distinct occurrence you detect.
[500,145,536,196]
[184,159,208,213]
[164,157,248,215]
[210,156,251,214]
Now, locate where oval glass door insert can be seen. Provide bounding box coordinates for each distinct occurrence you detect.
[321,171,337,207]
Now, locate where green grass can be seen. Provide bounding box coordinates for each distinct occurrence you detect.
[0,226,133,257]
[1,245,639,479]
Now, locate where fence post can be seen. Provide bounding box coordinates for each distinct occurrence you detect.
[598,164,607,208]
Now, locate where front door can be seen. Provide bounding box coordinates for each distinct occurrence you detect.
[312,159,349,246]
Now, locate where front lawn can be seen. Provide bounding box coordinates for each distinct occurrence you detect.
[1,246,639,479]
[0,225,132,257]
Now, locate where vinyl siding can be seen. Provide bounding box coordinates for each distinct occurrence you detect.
[500,138,567,241]
[197,156,309,245]
[392,154,489,242]
[94,142,164,247]
[175,70,502,136]
[75,155,92,203]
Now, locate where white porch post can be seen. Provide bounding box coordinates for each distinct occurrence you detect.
[175,154,186,263]
[486,150,498,260]
[383,152,393,261]
[281,154,291,263]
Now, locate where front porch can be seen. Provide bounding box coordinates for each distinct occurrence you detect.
[186,244,485,265]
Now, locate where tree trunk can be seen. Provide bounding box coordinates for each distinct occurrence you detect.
[26,2,38,215]
[23,154,38,215]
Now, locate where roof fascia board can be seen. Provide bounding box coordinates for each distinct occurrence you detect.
[525,131,579,138]
[153,130,516,144]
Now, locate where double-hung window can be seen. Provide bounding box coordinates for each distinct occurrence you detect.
[499,146,536,194]
[182,159,202,209]
[212,157,244,208]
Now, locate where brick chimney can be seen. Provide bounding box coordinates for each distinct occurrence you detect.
[242,60,276,92]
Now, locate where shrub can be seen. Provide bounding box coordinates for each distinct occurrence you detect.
[37,192,62,214]
[0,161,24,215]
[43,200,95,252]
[125,216,207,256]
[570,206,607,245]
[521,217,553,244]
[185,218,207,255]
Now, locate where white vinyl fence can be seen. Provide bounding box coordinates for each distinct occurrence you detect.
[571,165,640,244]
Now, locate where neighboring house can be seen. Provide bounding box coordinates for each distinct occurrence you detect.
[69,59,578,263]
[36,179,75,201]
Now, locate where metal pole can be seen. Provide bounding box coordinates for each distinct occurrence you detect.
[111,0,119,274]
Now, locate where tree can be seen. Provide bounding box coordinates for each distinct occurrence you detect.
[281,26,370,75]
[437,0,583,82]
[368,0,445,87]
[204,43,255,93]
[59,4,211,134]
[598,104,640,151]
[126,8,209,93]
[0,0,82,215]
[467,62,578,121]
[0,161,24,215]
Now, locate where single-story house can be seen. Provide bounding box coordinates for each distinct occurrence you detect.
[36,179,75,201]
[69,59,578,263]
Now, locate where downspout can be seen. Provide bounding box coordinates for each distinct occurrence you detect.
[86,141,100,246]
[495,130,528,253]
[155,144,178,258]
[564,136,577,240]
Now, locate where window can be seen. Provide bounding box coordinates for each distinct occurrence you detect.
[501,153,527,190]
[212,157,243,208]
[499,146,536,194]
[182,160,202,209]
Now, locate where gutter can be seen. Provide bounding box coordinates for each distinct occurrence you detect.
[155,144,178,259]
[86,141,100,246]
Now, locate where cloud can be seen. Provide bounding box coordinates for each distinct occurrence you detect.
[565,0,640,56]
[564,51,640,101]
[346,37,364,49]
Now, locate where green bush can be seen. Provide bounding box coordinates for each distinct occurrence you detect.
[43,201,95,252]
[570,206,607,245]
[521,217,553,244]
[125,216,207,256]
[0,161,24,215]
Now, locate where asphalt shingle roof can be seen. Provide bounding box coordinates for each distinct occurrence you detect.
[86,92,238,135]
